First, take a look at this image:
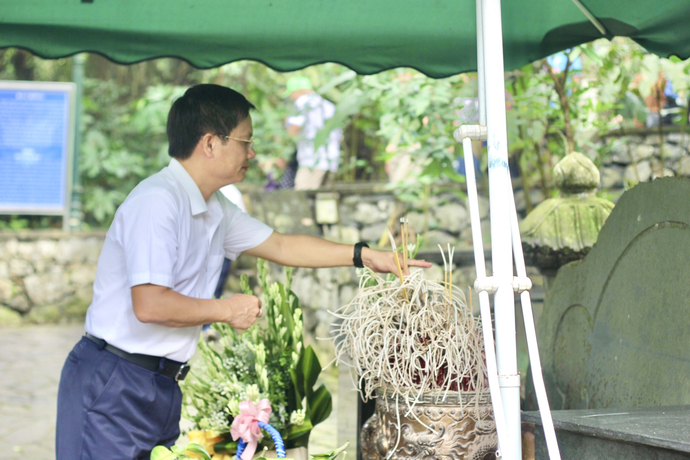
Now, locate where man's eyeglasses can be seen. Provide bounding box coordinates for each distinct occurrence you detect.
[218,134,257,147]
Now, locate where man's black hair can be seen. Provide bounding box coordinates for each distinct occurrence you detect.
[167,84,255,160]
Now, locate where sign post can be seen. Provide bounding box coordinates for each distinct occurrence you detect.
[69,54,85,230]
[0,81,77,230]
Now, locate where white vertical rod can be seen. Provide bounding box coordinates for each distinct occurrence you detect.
[476,0,487,126]
[480,0,521,458]
[507,198,562,460]
[462,137,510,455]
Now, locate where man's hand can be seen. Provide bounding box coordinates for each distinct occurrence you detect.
[218,293,263,330]
[362,247,432,276]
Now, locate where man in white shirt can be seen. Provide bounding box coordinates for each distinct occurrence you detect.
[285,76,342,190]
[55,84,430,459]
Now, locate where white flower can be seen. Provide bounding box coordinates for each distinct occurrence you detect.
[227,399,240,416]
[255,343,266,365]
[246,384,261,402]
[260,368,269,391]
[292,312,303,342]
[199,417,210,430]
[269,284,280,299]
[289,409,306,426]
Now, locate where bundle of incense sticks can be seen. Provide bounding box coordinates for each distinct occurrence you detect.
[387,228,409,302]
[400,217,409,273]
[439,243,455,315]
[384,217,415,302]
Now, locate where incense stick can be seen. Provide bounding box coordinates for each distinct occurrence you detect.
[404,218,410,272]
[387,228,408,301]
[400,217,408,273]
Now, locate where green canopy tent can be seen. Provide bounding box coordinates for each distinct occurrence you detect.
[0,0,688,77]
[2,1,690,459]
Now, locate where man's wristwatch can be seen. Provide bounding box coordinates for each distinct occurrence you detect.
[353,242,369,268]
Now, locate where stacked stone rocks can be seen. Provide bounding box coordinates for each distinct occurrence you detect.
[598,131,690,196]
[0,232,103,324]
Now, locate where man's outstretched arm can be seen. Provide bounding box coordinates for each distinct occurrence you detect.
[243,231,431,276]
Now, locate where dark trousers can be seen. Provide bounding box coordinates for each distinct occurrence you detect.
[56,337,182,459]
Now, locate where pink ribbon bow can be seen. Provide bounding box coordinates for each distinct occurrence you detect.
[230,399,273,460]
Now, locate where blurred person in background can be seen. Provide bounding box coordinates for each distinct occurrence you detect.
[284,76,342,190]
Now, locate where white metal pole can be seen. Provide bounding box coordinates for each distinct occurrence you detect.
[462,137,509,455]
[480,0,522,458]
[476,0,486,126]
[508,198,562,460]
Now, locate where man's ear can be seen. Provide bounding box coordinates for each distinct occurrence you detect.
[200,133,215,159]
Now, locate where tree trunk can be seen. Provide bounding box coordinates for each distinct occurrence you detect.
[544,58,575,154]
[11,50,34,80]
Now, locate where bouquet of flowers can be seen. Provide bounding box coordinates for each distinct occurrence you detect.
[181,259,332,454]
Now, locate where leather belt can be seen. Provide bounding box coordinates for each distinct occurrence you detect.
[84,332,190,381]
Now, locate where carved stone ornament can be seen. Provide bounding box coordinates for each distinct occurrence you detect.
[520,152,614,274]
[361,392,497,460]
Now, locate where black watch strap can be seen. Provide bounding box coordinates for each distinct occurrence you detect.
[353,242,369,268]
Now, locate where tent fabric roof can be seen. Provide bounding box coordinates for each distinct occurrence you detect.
[1,0,689,78]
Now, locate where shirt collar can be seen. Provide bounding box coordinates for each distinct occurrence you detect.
[168,158,208,216]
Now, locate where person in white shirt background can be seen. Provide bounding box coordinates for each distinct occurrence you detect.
[285,76,343,190]
[55,84,431,459]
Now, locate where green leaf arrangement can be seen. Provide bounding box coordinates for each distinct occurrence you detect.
[150,442,349,460]
[150,443,211,460]
[181,259,332,453]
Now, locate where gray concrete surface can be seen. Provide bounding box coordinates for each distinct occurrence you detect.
[0,325,339,459]
[0,324,83,460]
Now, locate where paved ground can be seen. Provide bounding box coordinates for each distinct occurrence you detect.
[0,325,339,460]
[0,324,83,459]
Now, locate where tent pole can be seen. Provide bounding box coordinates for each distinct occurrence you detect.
[507,196,562,460]
[480,0,521,458]
[476,0,486,126]
[461,134,509,455]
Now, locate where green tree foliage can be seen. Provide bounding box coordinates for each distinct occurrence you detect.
[80,82,182,225]
[1,39,689,228]
[330,70,471,203]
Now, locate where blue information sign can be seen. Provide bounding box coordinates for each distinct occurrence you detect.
[0,81,75,215]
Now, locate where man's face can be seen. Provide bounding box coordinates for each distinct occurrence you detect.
[214,115,255,185]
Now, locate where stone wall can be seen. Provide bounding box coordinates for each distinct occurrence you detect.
[597,130,690,196]
[0,185,490,334]
[0,231,105,325]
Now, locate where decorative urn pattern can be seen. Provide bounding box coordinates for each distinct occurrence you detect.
[361,392,497,460]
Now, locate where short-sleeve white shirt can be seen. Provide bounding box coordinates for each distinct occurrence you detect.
[84,159,273,362]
